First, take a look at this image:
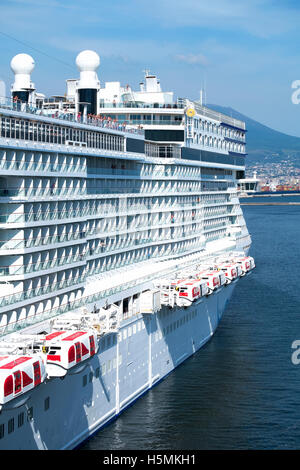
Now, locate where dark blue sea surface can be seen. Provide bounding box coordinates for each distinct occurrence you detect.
[82,199,300,450]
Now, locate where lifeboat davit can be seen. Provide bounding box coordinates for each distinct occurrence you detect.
[0,355,46,406]
[157,278,186,306]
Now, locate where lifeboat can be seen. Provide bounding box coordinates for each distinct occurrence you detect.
[196,271,221,294]
[235,256,255,275]
[219,263,238,284]
[0,355,46,406]
[40,329,98,377]
[175,279,207,307]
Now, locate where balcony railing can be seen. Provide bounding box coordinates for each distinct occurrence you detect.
[0,208,88,224]
[99,102,185,110]
[0,97,143,135]
[0,252,86,277]
[0,160,86,174]
[0,187,86,198]
[0,231,86,250]
[0,198,235,226]
[0,240,229,336]
[0,274,86,309]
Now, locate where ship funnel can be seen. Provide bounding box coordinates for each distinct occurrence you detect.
[10,53,35,103]
[76,50,100,115]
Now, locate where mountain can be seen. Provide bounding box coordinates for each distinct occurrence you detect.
[206,104,300,165]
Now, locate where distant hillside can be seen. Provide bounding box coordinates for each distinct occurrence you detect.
[206,104,300,165]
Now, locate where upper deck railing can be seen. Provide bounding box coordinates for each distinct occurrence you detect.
[99,102,185,110]
[191,102,245,130]
[0,97,144,136]
[98,99,246,130]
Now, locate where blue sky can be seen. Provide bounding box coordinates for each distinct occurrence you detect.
[1,0,300,136]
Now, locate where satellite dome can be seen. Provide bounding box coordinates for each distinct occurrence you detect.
[10,54,35,75]
[76,50,100,72]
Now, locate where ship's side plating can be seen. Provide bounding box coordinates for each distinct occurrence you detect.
[0,278,239,450]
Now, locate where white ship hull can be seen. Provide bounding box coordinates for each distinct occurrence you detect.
[0,279,241,450]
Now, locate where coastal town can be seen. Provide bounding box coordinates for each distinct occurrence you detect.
[245,154,300,192]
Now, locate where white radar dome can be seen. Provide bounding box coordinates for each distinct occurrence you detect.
[10,53,35,75]
[76,50,100,72]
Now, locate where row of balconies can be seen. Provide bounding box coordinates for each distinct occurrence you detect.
[0,185,86,199]
[0,236,200,334]
[0,271,86,310]
[86,216,202,239]
[87,236,201,277]
[206,229,227,240]
[0,159,86,175]
[0,159,234,183]
[0,247,86,278]
[0,197,233,226]
[0,183,232,199]
[85,228,202,267]
[0,230,86,251]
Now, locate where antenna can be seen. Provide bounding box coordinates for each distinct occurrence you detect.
[203,77,207,105]
[199,89,203,106]
[143,68,151,78]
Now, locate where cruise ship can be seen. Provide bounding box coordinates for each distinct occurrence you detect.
[0,50,253,449]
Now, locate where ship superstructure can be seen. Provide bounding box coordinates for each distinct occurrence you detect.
[237,171,261,195]
[0,50,252,449]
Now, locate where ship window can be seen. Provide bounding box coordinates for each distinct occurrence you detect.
[82,375,87,387]
[18,412,24,428]
[0,424,4,439]
[8,418,14,434]
[89,372,93,383]
[27,407,33,421]
[95,367,100,378]
[44,397,50,411]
